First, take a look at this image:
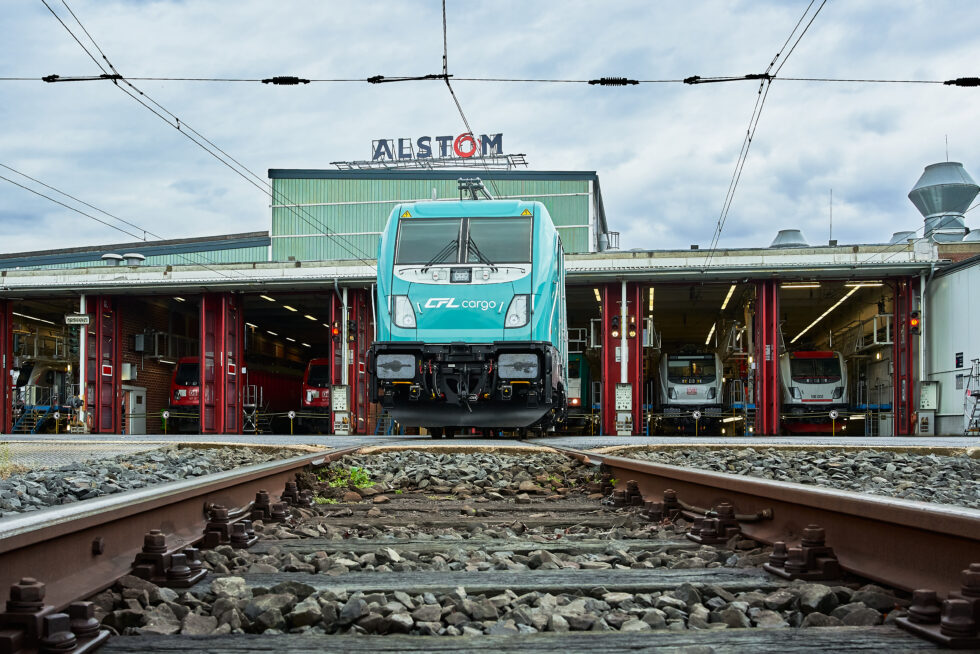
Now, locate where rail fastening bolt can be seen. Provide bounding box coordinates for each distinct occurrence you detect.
[167,554,193,582]
[142,529,167,553]
[69,601,100,638]
[908,589,942,624]
[940,599,977,637]
[9,577,45,605]
[961,562,980,598]
[768,541,788,568]
[801,524,826,547]
[39,613,76,653]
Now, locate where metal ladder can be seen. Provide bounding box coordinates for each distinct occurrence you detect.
[965,359,980,436]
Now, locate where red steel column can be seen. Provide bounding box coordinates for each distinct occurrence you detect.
[754,280,781,435]
[85,296,121,433]
[627,283,644,434]
[348,289,372,434]
[600,282,644,435]
[199,295,218,434]
[0,300,12,433]
[893,277,915,435]
[220,294,243,434]
[600,284,616,435]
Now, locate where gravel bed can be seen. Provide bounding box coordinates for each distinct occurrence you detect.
[0,445,302,516]
[93,572,908,636]
[205,521,769,576]
[316,450,596,497]
[614,447,980,509]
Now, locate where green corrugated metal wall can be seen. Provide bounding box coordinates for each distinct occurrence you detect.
[272,177,592,261]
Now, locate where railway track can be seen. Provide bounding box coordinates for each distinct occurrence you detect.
[0,442,976,652]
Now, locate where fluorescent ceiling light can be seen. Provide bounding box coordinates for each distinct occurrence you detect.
[13,312,55,325]
[304,314,317,321]
[781,282,821,289]
[245,322,257,328]
[157,359,177,365]
[283,305,298,312]
[844,281,883,287]
[593,288,601,304]
[704,322,716,346]
[174,296,185,302]
[260,295,275,302]
[286,337,296,342]
[301,342,311,348]
[267,330,278,336]
[720,284,736,311]
[791,286,860,343]
[648,287,655,313]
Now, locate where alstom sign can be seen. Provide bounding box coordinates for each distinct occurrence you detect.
[372,133,503,161]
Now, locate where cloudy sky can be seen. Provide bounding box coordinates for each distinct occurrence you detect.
[1,0,978,256]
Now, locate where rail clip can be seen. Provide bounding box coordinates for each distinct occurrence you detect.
[763,523,841,581]
[131,529,207,587]
[897,563,980,649]
[0,578,110,653]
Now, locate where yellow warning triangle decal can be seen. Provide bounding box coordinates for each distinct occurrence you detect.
[401,210,412,218]
[521,208,532,216]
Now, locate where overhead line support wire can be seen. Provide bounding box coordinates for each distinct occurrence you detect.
[43,0,378,266]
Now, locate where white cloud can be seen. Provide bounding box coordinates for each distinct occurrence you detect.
[1,0,978,255]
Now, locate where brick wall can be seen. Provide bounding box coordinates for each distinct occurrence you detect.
[119,297,196,434]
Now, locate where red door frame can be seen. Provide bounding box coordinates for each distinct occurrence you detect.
[200,293,244,434]
[600,282,644,435]
[892,277,916,436]
[754,280,781,435]
[0,300,12,433]
[85,296,121,433]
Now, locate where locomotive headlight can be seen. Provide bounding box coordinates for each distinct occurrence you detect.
[376,354,416,379]
[790,386,802,399]
[498,353,538,379]
[505,295,529,328]
[392,295,416,328]
[707,387,717,400]
[832,386,844,399]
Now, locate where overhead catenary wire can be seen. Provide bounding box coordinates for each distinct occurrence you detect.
[702,0,828,270]
[44,0,378,268]
[440,0,502,199]
[0,164,248,280]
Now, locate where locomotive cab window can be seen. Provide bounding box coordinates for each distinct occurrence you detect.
[466,217,532,264]
[306,364,331,388]
[790,358,841,382]
[175,363,200,386]
[395,219,462,264]
[667,359,716,383]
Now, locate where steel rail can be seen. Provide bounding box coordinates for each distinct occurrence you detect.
[0,446,359,611]
[552,446,980,597]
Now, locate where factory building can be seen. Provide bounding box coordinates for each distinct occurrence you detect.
[1,162,978,437]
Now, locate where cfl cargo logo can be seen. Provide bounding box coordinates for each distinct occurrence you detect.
[372,133,503,161]
[424,297,499,311]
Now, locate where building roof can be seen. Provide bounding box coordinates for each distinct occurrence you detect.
[0,232,270,269]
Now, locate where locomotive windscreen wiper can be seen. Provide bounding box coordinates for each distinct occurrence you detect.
[467,239,498,272]
[420,239,459,272]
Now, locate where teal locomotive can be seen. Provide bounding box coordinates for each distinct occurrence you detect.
[368,187,568,437]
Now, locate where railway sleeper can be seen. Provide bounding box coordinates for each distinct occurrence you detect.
[897,562,980,649]
[0,578,109,654]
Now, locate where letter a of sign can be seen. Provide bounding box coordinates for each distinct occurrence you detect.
[401,211,411,218]
[521,209,532,216]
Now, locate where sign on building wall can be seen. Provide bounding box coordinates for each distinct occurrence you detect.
[372,133,503,161]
